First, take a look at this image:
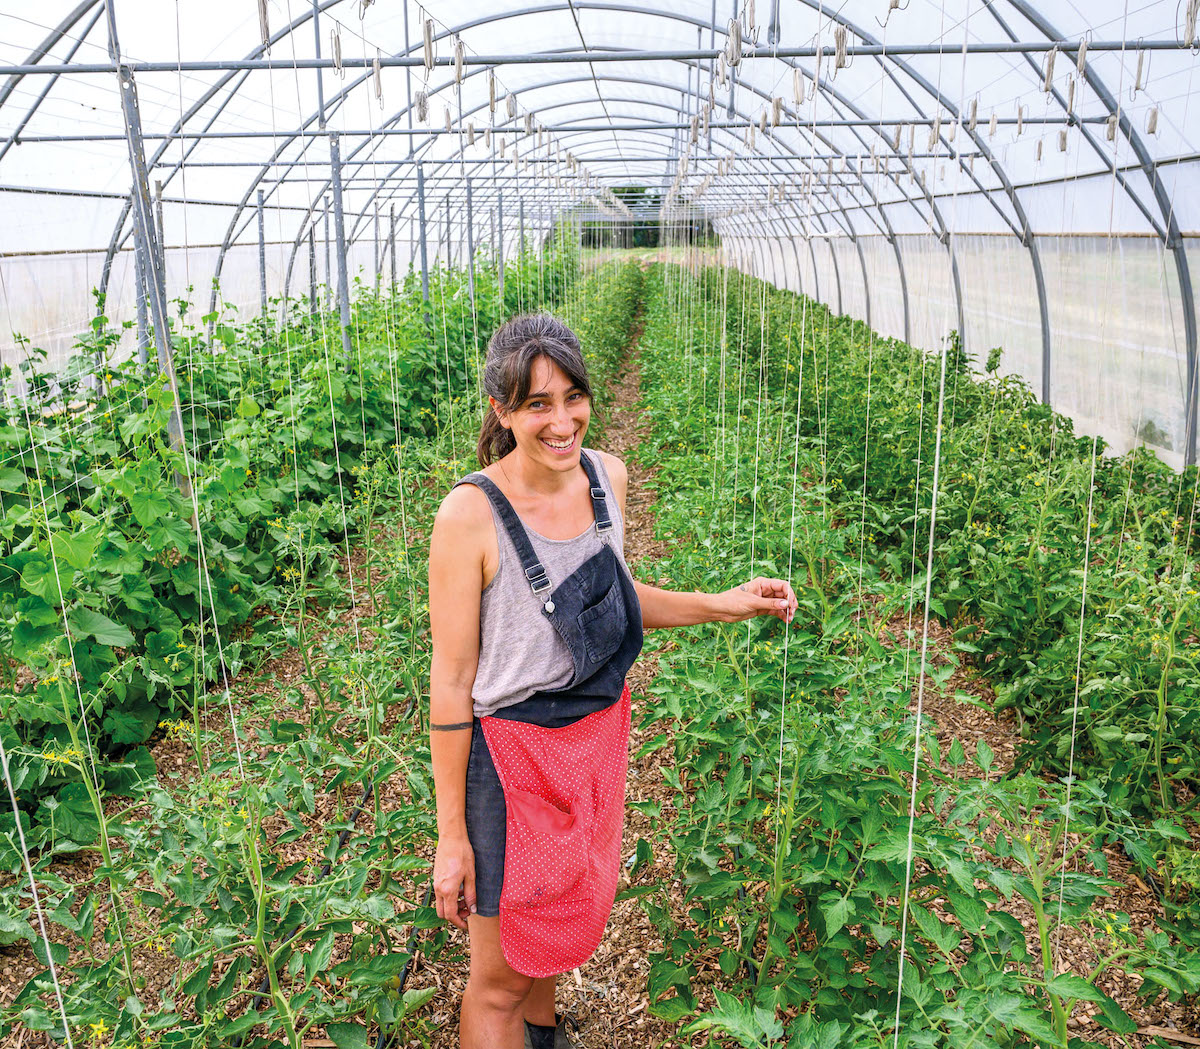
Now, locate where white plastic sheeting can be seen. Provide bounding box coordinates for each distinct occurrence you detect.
[0,0,1197,461]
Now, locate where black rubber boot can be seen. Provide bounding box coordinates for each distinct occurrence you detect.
[524,1012,579,1049]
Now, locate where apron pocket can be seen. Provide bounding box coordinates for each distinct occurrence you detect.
[502,788,591,908]
[499,896,595,978]
[577,581,627,665]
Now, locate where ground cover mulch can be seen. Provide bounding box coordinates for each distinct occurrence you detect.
[882,612,1199,1046]
[5,318,1198,1048]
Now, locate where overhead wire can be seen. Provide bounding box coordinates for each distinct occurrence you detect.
[891,0,972,1040]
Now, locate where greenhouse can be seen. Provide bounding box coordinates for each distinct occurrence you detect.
[0,0,1198,1046]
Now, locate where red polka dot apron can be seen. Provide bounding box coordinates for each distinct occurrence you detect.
[456,452,643,977]
[480,684,632,977]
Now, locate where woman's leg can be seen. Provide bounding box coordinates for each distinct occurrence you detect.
[462,915,535,1049]
[523,976,558,1026]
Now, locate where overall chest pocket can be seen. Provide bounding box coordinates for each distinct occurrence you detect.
[577,580,628,665]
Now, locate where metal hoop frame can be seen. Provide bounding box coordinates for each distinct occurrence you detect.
[2,0,1195,463]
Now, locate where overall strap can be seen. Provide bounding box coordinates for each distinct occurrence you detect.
[579,450,613,534]
[454,473,552,597]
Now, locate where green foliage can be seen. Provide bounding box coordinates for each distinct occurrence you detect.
[0,240,644,1047]
[627,262,1199,1045]
[0,238,583,855]
[4,249,1198,1047]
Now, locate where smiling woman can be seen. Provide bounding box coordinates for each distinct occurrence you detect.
[426,312,798,1049]
[474,315,595,471]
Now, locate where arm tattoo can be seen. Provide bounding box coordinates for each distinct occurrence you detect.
[430,721,473,732]
[739,584,748,592]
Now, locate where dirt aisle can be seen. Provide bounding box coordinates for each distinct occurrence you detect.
[420,315,684,1048]
[566,319,684,1047]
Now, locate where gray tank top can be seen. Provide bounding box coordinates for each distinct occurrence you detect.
[468,449,631,719]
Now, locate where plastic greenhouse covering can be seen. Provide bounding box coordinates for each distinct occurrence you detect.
[5,2,1200,1045]
[0,0,1198,464]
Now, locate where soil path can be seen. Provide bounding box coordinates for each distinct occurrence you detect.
[561,316,684,1046]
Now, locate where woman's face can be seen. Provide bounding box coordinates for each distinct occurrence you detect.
[492,355,591,471]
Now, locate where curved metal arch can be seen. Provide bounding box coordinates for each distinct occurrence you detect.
[356,166,879,364]
[0,3,105,166]
[97,0,362,303]
[983,2,1167,411]
[642,1,1032,373]
[429,142,861,308]
[430,115,877,244]
[108,4,887,331]
[343,57,925,315]
[717,203,847,319]
[342,119,861,315]
[560,0,1022,338]
[990,1,1168,239]
[297,70,886,300]
[766,7,982,367]
[0,0,101,109]
[779,2,1057,396]
[303,101,813,298]
[343,64,895,243]
[550,3,933,335]
[614,19,937,352]
[199,7,924,327]
[88,0,1065,389]
[996,0,1197,464]
[215,56,702,305]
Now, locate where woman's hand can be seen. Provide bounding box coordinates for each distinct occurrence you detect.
[718,576,798,624]
[433,833,477,931]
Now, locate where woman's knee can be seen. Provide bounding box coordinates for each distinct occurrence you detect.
[466,969,534,1014]
[465,917,534,1012]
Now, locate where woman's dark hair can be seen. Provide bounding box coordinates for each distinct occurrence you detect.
[476,313,593,467]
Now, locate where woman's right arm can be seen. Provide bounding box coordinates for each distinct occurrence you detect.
[428,485,487,930]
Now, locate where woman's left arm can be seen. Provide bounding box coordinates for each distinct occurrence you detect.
[634,577,796,628]
[597,451,798,629]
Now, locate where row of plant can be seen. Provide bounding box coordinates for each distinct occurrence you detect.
[670,262,1198,856]
[0,232,580,858]
[625,262,1198,1045]
[1,248,643,1046]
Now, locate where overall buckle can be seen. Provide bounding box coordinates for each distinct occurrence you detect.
[525,562,552,594]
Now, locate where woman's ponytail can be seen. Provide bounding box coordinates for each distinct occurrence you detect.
[476,405,517,467]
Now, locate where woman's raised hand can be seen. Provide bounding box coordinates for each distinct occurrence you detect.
[433,834,477,931]
[718,576,798,624]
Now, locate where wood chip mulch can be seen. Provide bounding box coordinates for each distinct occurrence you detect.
[5,319,1197,1048]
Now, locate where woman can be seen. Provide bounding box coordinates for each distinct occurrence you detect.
[428,313,797,1049]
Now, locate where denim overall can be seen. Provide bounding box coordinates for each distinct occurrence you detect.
[455,452,643,976]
